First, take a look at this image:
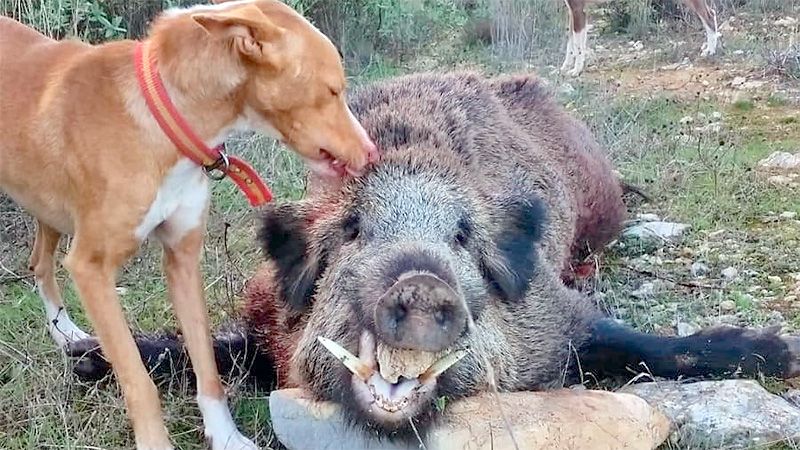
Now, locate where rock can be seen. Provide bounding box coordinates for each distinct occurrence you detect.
[760,151,800,170]
[786,295,798,303]
[559,83,575,95]
[691,262,711,277]
[742,80,766,90]
[621,380,800,449]
[636,213,660,222]
[679,115,694,124]
[719,299,736,312]
[721,267,738,280]
[731,76,747,88]
[768,275,783,285]
[676,321,697,337]
[785,389,800,408]
[781,211,798,220]
[632,282,656,299]
[767,175,800,188]
[269,388,670,450]
[776,16,799,27]
[623,222,689,241]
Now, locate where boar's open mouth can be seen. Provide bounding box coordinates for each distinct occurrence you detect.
[318,332,466,426]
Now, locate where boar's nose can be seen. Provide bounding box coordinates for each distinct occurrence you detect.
[374,272,467,352]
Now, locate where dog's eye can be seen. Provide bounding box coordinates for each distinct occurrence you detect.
[330,87,340,97]
[454,218,470,247]
[343,214,360,242]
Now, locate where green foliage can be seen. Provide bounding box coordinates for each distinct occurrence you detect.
[4,0,127,41]
[734,99,756,110]
[292,0,471,71]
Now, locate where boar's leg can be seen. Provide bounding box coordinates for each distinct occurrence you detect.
[579,318,800,379]
[66,329,276,388]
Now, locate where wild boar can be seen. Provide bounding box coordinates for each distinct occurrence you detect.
[70,73,800,443]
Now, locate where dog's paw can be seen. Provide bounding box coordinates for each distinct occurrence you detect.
[65,337,112,381]
[208,431,260,450]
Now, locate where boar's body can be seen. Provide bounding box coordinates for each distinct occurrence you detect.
[244,73,797,438]
[70,73,800,443]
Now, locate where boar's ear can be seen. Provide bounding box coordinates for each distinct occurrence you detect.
[480,197,546,302]
[258,203,328,313]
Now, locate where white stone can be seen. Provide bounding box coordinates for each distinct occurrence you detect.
[720,299,736,312]
[676,322,697,337]
[623,222,689,241]
[768,275,783,285]
[269,388,670,450]
[721,267,739,280]
[776,17,799,27]
[632,282,656,299]
[691,262,711,277]
[622,380,800,449]
[760,151,800,170]
[635,213,660,222]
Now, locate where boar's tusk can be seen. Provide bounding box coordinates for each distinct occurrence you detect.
[419,349,467,384]
[318,336,374,381]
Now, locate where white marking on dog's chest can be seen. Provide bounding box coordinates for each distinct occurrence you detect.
[135,159,209,243]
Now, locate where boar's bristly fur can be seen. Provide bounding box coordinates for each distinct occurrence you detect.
[69,73,800,444]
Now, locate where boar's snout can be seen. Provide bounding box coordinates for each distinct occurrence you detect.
[374,272,467,352]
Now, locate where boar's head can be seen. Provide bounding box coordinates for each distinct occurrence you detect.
[259,148,551,439]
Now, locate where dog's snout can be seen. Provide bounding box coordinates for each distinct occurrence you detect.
[346,106,379,168]
[374,272,467,352]
[365,138,380,164]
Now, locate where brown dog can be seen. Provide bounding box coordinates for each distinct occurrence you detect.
[0,1,377,449]
[561,0,720,76]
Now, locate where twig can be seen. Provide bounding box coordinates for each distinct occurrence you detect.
[0,273,34,284]
[623,265,719,290]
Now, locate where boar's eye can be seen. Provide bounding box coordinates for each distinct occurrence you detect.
[342,213,360,242]
[454,217,471,247]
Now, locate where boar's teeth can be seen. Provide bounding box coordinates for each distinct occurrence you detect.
[318,337,374,381]
[419,350,468,384]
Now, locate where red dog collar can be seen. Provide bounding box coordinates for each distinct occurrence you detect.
[134,41,272,206]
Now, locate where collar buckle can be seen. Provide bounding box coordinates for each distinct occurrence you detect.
[203,146,230,180]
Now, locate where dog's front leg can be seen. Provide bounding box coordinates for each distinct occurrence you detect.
[65,232,173,450]
[161,227,259,450]
[29,220,90,347]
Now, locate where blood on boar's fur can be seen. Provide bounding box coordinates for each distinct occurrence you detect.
[69,73,800,442]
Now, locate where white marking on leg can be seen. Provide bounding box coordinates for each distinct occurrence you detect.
[198,395,259,450]
[568,27,588,76]
[701,20,719,56]
[561,31,577,73]
[38,282,89,347]
[133,441,174,450]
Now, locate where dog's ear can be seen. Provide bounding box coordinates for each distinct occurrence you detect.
[258,202,328,313]
[480,197,546,302]
[193,5,284,63]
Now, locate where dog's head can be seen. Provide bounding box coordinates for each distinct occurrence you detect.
[158,0,378,177]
